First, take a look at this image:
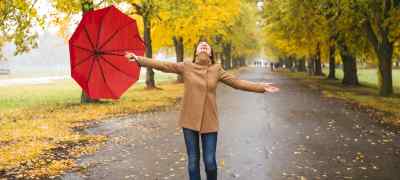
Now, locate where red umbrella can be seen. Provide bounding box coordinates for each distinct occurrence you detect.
[69,5,145,100]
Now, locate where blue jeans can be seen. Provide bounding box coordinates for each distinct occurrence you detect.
[182,127,218,180]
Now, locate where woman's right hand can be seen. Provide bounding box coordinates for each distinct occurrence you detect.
[262,83,280,93]
[125,51,138,61]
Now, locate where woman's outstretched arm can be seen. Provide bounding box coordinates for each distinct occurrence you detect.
[218,66,279,93]
[125,52,183,74]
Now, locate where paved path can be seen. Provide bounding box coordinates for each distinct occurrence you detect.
[63,67,400,180]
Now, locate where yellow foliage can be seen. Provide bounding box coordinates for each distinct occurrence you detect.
[25,159,77,178]
[0,141,54,170]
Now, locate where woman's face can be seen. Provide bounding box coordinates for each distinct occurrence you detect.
[195,42,212,65]
[196,42,211,57]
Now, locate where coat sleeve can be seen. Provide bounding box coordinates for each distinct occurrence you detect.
[218,66,265,93]
[135,56,184,74]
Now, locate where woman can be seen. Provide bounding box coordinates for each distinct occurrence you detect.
[125,40,279,180]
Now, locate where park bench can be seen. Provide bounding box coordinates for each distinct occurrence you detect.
[0,69,10,75]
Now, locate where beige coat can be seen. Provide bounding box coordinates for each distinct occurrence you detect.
[135,57,265,133]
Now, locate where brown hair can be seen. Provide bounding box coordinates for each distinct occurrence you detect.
[192,40,215,64]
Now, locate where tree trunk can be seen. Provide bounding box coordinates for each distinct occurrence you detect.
[278,57,285,70]
[327,43,337,79]
[314,44,323,76]
[288,57,296,72]
[285,57,290,71]
[338,43,359,86]
[233,57,239,68]
[280,57,285,69]
[241,58,245,66]
[307,58,314,76]
[143,15,156,89]
[296,58,306,72]
[227,44,232,69]
[232,57,237,68]
[376,48,393,96]
[222,42,232,69]
[281,57,287,69]
[363,19,394,96]
[336,32,359,85]
[173,36,184,83]
[80,0,99,103]
[220,52,225,68]
[81,92,99,103]
[214,52,220,64]
[293,59,298,71]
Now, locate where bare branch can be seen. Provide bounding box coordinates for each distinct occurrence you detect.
[131,3,143,16]
[95,0,107,7]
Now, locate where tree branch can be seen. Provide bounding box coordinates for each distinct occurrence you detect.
[382,0,391,19]
[95,0,107,7]
[131,3,143,16]
[363,19,380,53]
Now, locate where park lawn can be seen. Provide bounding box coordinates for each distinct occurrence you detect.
[0,72,177,110]
[322,68,400,90]
[278,70,400,127]
[0,76,183,178]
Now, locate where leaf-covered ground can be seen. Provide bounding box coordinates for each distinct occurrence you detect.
[0,80,184,179]
[278,70,400,127]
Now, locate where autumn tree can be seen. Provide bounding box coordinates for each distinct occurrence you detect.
[0,0,44,60]
[152,0,241,70]
[229,1,262,68]
[151,0,195,82]
[127,0,161,89]
[315,0,399,92]
[262,0,329,76]
[358,0,400,96]
[51,0,105,103]
[263,0,400,96]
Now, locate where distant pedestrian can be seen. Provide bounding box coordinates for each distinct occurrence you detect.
[270,62,274,72]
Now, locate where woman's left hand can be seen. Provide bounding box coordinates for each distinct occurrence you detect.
[261,83,280,93]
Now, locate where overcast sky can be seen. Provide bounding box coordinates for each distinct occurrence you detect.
[35,0,58,34]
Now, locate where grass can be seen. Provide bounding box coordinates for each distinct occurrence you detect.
[277,69,400,127]
[322,68,400,92]
[0,72,177,110]
[0,73,183,178]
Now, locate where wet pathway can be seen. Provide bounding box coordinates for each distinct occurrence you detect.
[63,67,400,180]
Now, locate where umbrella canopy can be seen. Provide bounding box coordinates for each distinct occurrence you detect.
[69,5,145,100]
